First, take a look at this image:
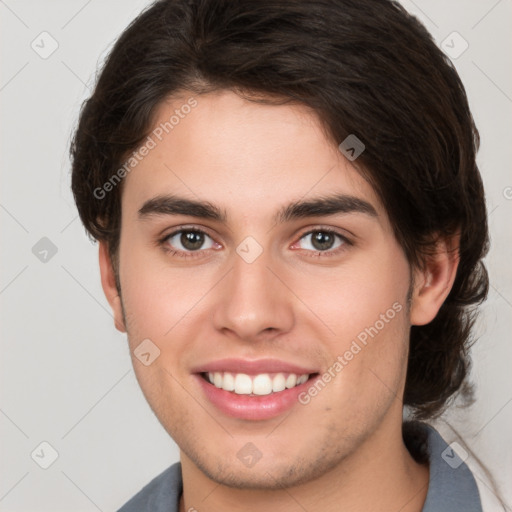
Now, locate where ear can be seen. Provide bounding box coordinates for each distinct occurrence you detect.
[410,234,460,326]
[99,241,126,333]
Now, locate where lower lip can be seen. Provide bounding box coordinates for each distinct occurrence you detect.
[195,374,316,421]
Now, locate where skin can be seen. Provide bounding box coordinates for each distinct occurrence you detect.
[99,90,459,511]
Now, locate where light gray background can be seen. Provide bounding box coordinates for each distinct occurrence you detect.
[1,0,511,510]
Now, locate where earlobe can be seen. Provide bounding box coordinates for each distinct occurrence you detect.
[409,235,460,326]
[98,242,126,333]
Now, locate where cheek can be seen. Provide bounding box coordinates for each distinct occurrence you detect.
[294,248,410,344]
[118,245,210,342]
[292,247,411,401]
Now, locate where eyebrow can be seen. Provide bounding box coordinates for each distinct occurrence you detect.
[138,193,378,223]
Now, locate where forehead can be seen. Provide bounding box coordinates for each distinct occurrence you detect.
[121,90,387,224]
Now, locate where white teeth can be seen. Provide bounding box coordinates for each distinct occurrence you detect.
[234,373,253,394]
[297,374,309,385]
[285,374,297,388]
[222,372,235,391]
[206,372,310,395]
[252,374,273,395]
[272,373,286,392]
[213,372,223,388]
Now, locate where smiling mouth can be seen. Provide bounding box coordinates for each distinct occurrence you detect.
[202,371,317,395]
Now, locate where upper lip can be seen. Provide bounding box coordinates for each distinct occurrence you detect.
[192,358,318,375]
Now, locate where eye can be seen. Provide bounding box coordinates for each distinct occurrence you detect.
[293,229,349,254]
[160,227,350,259]
[163,229,217,254]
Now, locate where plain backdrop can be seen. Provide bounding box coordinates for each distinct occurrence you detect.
[1,0,511,510]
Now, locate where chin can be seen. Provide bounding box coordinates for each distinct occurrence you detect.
[188,447,343,491]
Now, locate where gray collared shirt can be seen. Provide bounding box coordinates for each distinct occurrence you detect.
[117,423,482,511]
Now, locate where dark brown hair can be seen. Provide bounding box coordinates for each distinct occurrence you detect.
[70,0,489,419]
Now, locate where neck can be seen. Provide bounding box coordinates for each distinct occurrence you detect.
[179,416,429,512]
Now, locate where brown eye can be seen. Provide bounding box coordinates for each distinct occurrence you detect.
[298,230,345,252]
[180,231,205,250]
[310,231,336,251]
[164,229,215,252]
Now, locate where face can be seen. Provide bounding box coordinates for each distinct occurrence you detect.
[105,90,416,488]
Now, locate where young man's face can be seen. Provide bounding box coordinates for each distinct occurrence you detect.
[101,90,423,489]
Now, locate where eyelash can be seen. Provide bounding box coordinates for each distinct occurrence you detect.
[159,226,353,260]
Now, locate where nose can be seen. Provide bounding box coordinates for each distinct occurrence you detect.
[211,248,295,342]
